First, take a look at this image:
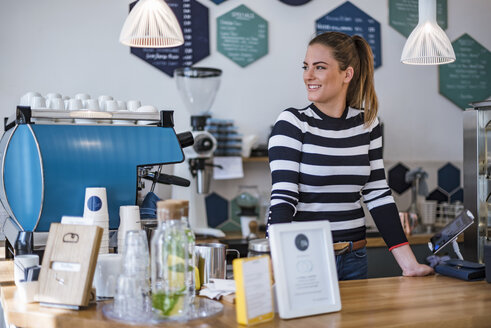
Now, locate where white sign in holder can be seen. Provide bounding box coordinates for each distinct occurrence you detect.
[268,221,341,319]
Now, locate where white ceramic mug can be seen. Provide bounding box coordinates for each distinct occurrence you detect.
[126,100,141,112]
[93,254,123,298]
[14,254,39,286]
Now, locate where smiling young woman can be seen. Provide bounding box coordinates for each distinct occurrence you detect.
[267,31,433,280]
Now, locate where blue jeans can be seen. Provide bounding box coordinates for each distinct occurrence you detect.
[335,247,368,280]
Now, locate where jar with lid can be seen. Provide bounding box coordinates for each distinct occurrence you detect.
[151,200,191,318]
[247,238,270,258]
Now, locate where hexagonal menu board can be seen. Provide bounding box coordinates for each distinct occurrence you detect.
[315,1,382,69]
[439,34,491,110]
[389,0,447,38]
[129,0,210,77]
[217,5,268,68]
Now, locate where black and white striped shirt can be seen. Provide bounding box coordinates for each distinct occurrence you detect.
[268,104,408,250]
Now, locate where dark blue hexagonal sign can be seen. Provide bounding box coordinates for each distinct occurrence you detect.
[129,0,210,77]
[217,5,268,68]
[210,0,227,4]
[439,34,491,110]
[279,0,311,6]
[438,163,460,194]
[388,163,411,194]
[315,1,381,69]
[205,192,229,228]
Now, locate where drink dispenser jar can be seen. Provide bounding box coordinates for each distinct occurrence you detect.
[151,200,191,318]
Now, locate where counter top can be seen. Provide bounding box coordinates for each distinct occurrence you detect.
[1,257,490,328]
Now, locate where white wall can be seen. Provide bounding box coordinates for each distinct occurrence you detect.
[0,0,490,203]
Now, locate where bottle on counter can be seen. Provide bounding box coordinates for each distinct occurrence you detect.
[151,200,191,318]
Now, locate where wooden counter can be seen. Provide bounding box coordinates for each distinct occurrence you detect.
[1,258,490,328]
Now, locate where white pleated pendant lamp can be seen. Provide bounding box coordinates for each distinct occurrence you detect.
[119,0,184,48]
[400,0,455,65]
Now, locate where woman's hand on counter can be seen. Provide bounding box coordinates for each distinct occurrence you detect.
[401,263,434,277]
[391,244,435,277]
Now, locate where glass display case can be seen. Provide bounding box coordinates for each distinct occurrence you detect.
[463,98,491,262]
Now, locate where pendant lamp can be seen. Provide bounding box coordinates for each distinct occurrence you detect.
[400,0,455,65]
[119,0,184,48]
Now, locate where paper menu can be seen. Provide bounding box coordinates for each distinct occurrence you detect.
[233,255,274,325]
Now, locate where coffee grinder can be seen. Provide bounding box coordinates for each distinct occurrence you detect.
[172,67,223,234]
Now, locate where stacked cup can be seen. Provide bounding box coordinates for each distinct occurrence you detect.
[113,230,151,322]
[83,187,110,254]
[118,205,141,254]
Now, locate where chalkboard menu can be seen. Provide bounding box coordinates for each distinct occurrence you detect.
[315,1,382,69]
[129,0,210,77]
[217,5,268,68]
[210,0,227,4]
[439,34,491,110]
[389,0,447,38]
[279,0,311,6]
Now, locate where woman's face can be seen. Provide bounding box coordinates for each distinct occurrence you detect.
[303,43,351,108]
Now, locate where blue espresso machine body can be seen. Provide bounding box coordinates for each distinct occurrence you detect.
[0,123,184,232]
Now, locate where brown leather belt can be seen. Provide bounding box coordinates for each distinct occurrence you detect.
[333,240,367,255]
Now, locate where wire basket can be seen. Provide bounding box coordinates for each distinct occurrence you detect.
[434,202,464,228]
[418,200,438,226]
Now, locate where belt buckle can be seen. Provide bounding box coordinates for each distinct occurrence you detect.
[334,242,351,256]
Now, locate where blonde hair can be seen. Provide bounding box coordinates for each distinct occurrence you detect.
[309,32,378,126]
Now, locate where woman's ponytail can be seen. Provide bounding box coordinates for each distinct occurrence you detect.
[349,35,378,127]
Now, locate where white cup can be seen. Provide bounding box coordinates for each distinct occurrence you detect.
[29,96,46,109]
[105,100,119,112]
[75,93,91,101]
[118,206,141,253]
[84,99,100,110]
[14,254,39,286]
[47,97,65,110]
[98,95,113,111]
[117,101,127,111]
[93,254,123,298]
[136,105,157,125]
[20,91,41,106]
[67,98,83,111]
[46,92,62,100]
[83,187,108,217]
[126,100,141,112]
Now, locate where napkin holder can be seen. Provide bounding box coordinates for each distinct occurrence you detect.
[37,223,102,309]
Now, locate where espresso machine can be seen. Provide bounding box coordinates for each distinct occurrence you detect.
[172,67,223,234]
[0,107,193,256]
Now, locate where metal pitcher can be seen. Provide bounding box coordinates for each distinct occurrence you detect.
[195,243,239,285]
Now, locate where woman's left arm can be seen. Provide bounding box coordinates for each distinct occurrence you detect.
[391,244,434,276]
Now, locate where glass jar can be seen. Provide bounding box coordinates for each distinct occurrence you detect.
[151,200,191,318]
[247,238,270,258]
[176,200,197,298]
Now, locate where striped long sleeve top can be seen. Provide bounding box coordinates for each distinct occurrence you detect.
[268,104,408,250]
